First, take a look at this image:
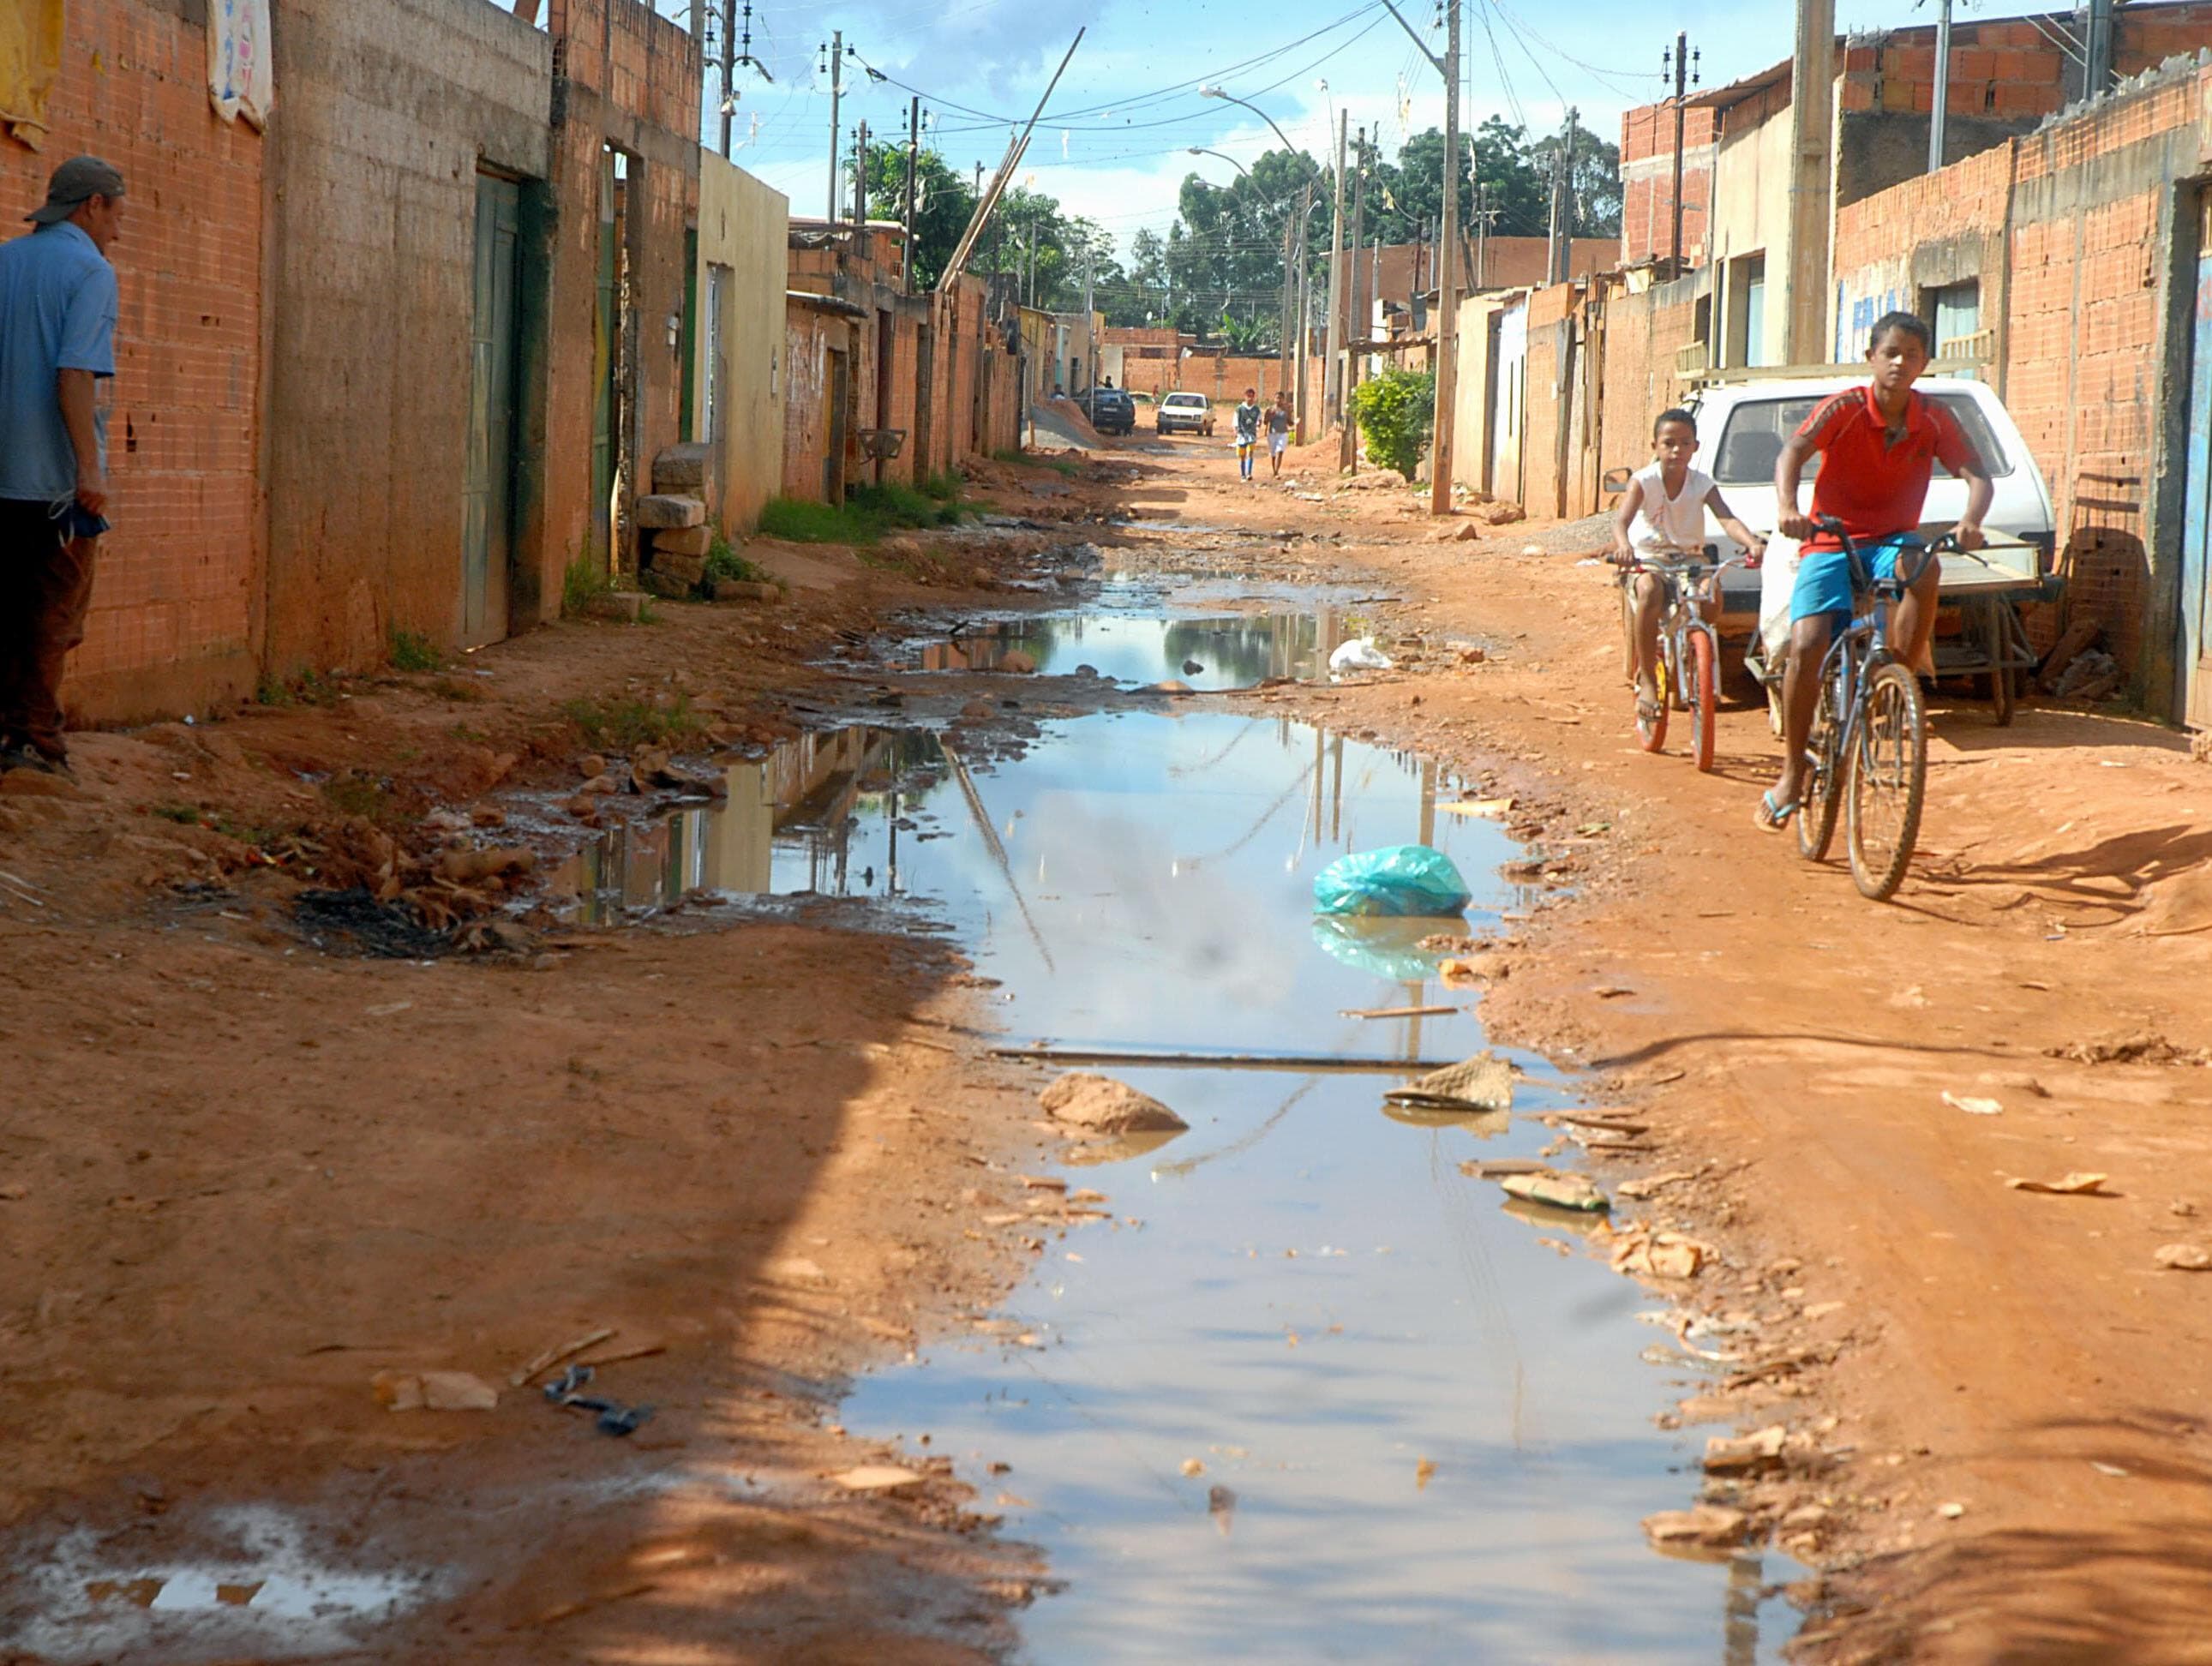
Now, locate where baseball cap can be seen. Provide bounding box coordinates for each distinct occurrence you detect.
[27,156,126,225]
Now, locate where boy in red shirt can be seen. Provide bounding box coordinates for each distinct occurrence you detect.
[1757,312,1993,830]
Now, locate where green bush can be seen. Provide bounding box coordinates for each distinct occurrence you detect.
[561,693,701,752]
[1349,369,1436,482]
[562,556,612,616]
[387,627,442,673]
[702,534,772,589]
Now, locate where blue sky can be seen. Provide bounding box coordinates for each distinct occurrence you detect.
[670,0,2017,256]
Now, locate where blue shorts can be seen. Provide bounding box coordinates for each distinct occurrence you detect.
[1789,536,1923,625]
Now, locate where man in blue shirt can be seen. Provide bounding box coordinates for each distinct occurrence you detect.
[0,156,123,775]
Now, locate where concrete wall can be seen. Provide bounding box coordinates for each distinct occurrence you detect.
[261,0,551,674]
[542,0,701,589]
[3,0,265,722]
[1707,97,1794,369]
[782,297,851,502]
[1591,268,1706,495]
[694,153,788,531]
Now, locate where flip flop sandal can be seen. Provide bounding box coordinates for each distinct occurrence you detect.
[1635,695,1664,723]
[1754,788,1798,832]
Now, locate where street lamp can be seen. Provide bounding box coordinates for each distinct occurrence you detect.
[1186,146,1251,179]
[1198,85,1301,159]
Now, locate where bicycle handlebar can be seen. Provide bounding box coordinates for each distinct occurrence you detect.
[1809,515,1949,590]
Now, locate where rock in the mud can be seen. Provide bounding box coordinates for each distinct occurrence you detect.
[1500,1170,1609,1214]
[1153,679,1193,693]
[578,753,608,780]
[1430,519,1483,542]
[1642,1504,1748,1551]
[1040,1073,1189,1136]
[2155,1243,2212,1271]
[1472,500,1526,526]
[997,650,1039,674]
[1702,1425,1788,1474]
[374,1369,499,1412]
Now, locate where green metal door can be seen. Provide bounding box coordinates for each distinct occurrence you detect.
[464,173,520,647]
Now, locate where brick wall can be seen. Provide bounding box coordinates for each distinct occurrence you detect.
[1620,104,1716,267]
[1833,55,2212,709]
[782,299,848,502]
[1592,270,1705,500]
[1115,355,1294,405]
[2,0,264,722]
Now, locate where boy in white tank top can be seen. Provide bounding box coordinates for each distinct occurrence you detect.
[1610,408,1765,722]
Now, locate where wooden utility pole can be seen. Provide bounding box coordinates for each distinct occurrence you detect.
[902,98,920,290]
[1430,0,1460,513]
[1324,111,1349,430]
[1547,107,1577,285]
[1663,32,1697,268]
[854,121,870,227]
[1786,0,1836,364]
[1340,128,1367,470]
[822,31,845,222]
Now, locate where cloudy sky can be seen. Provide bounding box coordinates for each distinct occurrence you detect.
[673,1,2046,256]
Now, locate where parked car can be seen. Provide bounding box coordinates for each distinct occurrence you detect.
[1086,386,1136,435]
[1155,391,1216,436]
[1675,374,2057,644]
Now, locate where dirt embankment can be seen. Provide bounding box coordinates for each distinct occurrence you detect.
[0,462,1143,1663]
[1170,442,2212,1664]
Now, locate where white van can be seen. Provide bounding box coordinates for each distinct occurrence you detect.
[1681,375,2056,644]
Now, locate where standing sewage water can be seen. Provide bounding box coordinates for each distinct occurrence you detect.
[547,695,1799,1663]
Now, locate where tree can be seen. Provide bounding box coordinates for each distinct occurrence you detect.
[1528,116,1624,239]
[857,141,977,290]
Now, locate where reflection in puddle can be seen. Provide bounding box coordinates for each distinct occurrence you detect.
[9,1507,437,1663]
[909,610,1344,688]
[541,710,1795,1657]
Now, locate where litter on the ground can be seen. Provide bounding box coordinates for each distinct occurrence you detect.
[1386,1052,1514,1112]
[1942,1091,2004,1117]
[373,1369,498,1412]
[1327,638,1393,673]
[1312,844,1472,917]
[1498,1170,1609,1214]
[541,1363,656,1437]
[2006,1172,2111,1196]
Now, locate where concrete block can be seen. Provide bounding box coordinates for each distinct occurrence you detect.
[653,443,712,493]
[650,552,707,587]
[653,524,713,557]
[634,494,705,530]
[641,567,695,600]
[584,590,649,622]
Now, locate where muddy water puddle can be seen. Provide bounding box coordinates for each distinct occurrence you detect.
[906,610,1345,689]
[547,707,1796,1658]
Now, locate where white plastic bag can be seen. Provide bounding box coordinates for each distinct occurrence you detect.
[1328,638,1393,673]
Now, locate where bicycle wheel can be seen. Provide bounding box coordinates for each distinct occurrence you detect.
[1687,628,1718,774]
[1638,641,1670,752]
[1847,662,1928,902]
[1797,668,1843,862]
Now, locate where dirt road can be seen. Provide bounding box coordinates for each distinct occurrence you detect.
[3,434,2209,1662]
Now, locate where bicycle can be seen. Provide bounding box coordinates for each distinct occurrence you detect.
[1792,517,1958,902]
[1621,543,1745,774]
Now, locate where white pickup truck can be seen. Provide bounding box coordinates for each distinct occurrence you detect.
[1674,374,2060,724]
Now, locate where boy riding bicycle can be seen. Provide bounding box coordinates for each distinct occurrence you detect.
[1757,311,1993,831]
[1610,408,1765,727]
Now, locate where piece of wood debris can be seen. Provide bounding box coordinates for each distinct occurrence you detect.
[510,1327,615,1388]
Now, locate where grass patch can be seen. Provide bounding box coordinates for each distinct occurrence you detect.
[387,628,442,673]
[320,771,395,824]
[850,480,965,530]
[150,802,201,824]
[918,470,965,502]
[991,446,1080,479]
[561,692,701,753]
[563,556,613,616]
[758,495,880,545]
[255,668,344,709]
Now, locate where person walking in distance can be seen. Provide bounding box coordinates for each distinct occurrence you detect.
[1233,387,1262,482]
[0,157,124,776]
[1265,391,1292,479]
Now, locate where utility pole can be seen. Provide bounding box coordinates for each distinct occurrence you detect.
[1786,0,1837,366]
[853,121,869,227]
[1547,107,1578,285]
[2083,0,2115,96]
[1430,0,1460,514]
[1324,110,1349,431]
[821,30,844,223]
[1280,206,1296,401]
[1472,182,1492,291]
[902,97,921,291]
[1663,33,1698,268]
[1928,0,1951,173]
[714,0,733,155]
[1341,128,1367,469]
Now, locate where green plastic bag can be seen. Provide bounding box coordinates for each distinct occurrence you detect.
[1312,845,1472,918]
